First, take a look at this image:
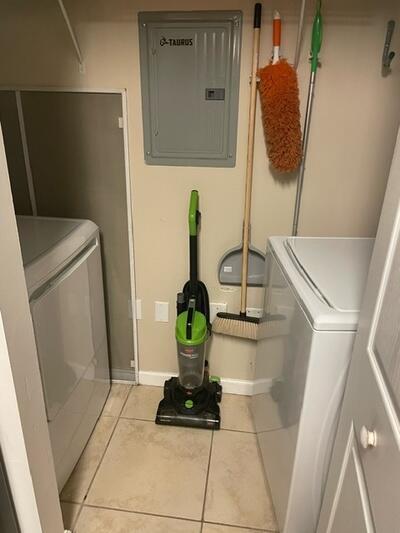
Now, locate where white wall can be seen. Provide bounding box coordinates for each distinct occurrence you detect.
[1,0,399,381]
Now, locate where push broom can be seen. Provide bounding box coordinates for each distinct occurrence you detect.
[212,3,262,341]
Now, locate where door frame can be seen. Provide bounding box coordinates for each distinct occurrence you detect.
[317,127,400,532]
[0,124,64,531]
[0,86,140,383]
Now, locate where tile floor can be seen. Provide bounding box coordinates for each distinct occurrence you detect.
[61,384,278,532]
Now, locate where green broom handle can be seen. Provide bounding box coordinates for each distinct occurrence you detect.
[292,2,323,235]
[311,1,323,73]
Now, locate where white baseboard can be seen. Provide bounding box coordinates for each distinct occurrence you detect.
[111,378,136,385]
[138,371,272,396]
[111,368,135,383]
[220,378,254,396]
[138,371,177,387]
[252,378,273,395]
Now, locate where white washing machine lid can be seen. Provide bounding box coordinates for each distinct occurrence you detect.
[17,216,98,293]
[287,237,374,311]
[269,236,375,331]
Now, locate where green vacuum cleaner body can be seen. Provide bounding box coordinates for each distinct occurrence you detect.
[156,191,222,430]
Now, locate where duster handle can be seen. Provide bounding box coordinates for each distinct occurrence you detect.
[272,11,281,64]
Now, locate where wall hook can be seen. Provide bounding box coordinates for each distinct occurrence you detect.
[382,20,396,71]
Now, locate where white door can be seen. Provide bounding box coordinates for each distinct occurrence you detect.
[317,129,400,532]
[0,124,64,531]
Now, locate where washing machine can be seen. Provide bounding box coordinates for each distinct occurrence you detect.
[17,215,110,491]
[251,236,374,533]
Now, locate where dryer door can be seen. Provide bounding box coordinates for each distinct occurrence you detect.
[30,238,104,421]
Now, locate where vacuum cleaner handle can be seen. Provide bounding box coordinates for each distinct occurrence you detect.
[188,190,199,237]
[177,292,185,316]
[186,298,196,340]
[189,190,200,295]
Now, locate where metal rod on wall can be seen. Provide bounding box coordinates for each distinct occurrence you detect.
[15,91,37,216]
[382,20,396,73]
[57,0,84,70]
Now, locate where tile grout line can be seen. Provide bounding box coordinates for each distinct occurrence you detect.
[81,502,203,524]
[254,432,279,533]
[67,385,133,529]
[120,385,133,416]
[73,386,268,531]
[113,383,133,418]
[70,500,84,532]
[119,414,256,435]
[219,427,256,435]
[200,429,214,524]
[78,501,275,533]
[74,384,133,513]
[74,398,215,531]
[203,519,276,532]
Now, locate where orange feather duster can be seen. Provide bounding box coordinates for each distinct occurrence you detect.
[258,15,302,173]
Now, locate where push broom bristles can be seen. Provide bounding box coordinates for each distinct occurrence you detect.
[212,313,259,341]
[258,59,302,173]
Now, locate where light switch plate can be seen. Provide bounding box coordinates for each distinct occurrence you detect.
[155,301,169,322]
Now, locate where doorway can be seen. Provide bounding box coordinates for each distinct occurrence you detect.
[0,88,138,382]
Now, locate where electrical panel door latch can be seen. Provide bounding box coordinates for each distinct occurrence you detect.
[205,88,225,101]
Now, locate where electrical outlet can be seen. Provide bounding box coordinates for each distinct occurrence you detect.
[246,307,263,319]
[155,301,169,322]
[210,302,227,323]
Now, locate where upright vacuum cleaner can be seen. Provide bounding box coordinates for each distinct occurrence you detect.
[156,190,222,430]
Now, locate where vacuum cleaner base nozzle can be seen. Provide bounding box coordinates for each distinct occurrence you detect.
[156,377,222,430]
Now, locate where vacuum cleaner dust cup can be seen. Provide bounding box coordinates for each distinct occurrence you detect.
[176,303,207,389]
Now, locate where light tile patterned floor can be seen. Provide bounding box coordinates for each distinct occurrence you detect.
[61,384,278,533]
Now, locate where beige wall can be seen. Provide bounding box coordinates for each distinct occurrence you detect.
[0,91,32,215]
[1,0,400,381]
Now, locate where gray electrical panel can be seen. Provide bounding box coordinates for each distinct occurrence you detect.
[138,11,242,167]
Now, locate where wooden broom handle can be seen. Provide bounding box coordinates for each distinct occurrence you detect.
[241,4,261,314]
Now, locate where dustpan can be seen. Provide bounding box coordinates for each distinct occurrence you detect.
[218,243,265,287]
